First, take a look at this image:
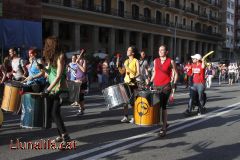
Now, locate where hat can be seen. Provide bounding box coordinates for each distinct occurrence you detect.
[191,54,202,60]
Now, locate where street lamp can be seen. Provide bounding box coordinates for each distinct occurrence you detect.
[167,26,177,60]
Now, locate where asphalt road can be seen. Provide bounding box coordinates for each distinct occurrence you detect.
[0,82,240,160]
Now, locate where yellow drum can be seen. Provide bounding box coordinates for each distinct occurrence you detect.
[0,109,3,128]
[134,90,160,126]
[1,81,22,112]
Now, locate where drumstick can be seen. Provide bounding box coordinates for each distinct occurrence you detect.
[24,92,44,96]
[202,51,214,60]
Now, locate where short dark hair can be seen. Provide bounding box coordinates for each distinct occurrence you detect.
[9,47,16,52]
[159,44,168,51]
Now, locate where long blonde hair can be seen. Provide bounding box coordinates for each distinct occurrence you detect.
[43,36,62,67]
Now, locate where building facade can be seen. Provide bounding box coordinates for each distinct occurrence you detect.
[1,0,41,21]
[221,0,235,61]
[42,0,223,62]
[235,0,240,61]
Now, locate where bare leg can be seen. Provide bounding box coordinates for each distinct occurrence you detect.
[123,104,128,116]
[162,110,168,130]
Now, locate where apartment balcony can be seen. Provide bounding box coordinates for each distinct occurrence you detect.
[144,0,168,7]
[167,2,185,11]
[42,1,222,38]
[236,24,240,30]
[198,13,209,20]
[198,0,210,5]
[184,7,199,17]
[209,15,221,22]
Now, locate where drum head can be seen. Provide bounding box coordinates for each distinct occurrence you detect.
[5,81,23,88]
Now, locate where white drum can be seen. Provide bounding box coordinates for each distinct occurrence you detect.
[102,83,132,109]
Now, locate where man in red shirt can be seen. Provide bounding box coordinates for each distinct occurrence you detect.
[187,53,206,115]
[151,45,178,137]
[184,60,192,88]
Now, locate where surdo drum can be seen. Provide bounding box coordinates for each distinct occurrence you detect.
[134,90,160,126]
[1,81,22,112]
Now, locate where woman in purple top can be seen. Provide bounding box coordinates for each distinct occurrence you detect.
[75,49,87,116]
[68,55,81,106]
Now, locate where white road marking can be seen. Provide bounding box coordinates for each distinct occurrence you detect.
[57,102,240,160]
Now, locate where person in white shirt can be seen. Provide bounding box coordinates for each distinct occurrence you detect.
[233,63,239,83]
[228,63,235,85]
[9,48,27,81]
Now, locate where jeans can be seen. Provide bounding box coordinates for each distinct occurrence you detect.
[191,83,205,113]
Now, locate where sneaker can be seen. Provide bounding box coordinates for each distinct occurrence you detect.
[76,109,84,116]
[129,118,134,123]
[202,107,207,112]
[52,136,63,143]
[120,116,129,123]
[71,102,78,106]
[60,135,71,150]
[184,109,191,115]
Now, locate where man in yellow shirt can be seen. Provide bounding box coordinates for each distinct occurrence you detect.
[121,46,140,123]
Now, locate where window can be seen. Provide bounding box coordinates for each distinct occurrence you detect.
[226,26,230,32]
[82,0,94,10]
[195,22,201,32]
[175,16,178,26]
[144,8,151,22]
[230,25,233,32]
[203,8,206,15]
[80,25,90,42]
[59,23,72,40]
[156,11,162,24]
[191,20,193,31]
[230,13,234,20]
[183,18,186,26]
[43,20,53,39]
[118,0,124,17]
[207,26,213,34]
[101,0,111,14]
[227,0,231,8]
[118,30,124,44]
[99,28,108,43]
[227,12,230,19]
[226,37,229,44]
[183,0,186,9]
[166,13,170,25]
[191,3,194,13]
[231,1,234,9]
[63,0,71,7]
[203,24,207,32]
[175,0,180,8]
[132,4,139,19]
[142,36,148,49]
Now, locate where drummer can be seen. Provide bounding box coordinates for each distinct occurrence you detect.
[0,57,12,84]
[22,48,46,92]
[150,44,178,137]
[8,48,27,81]
[0,57,12,101]
[137,50,149,84]
[121,46,140,123]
